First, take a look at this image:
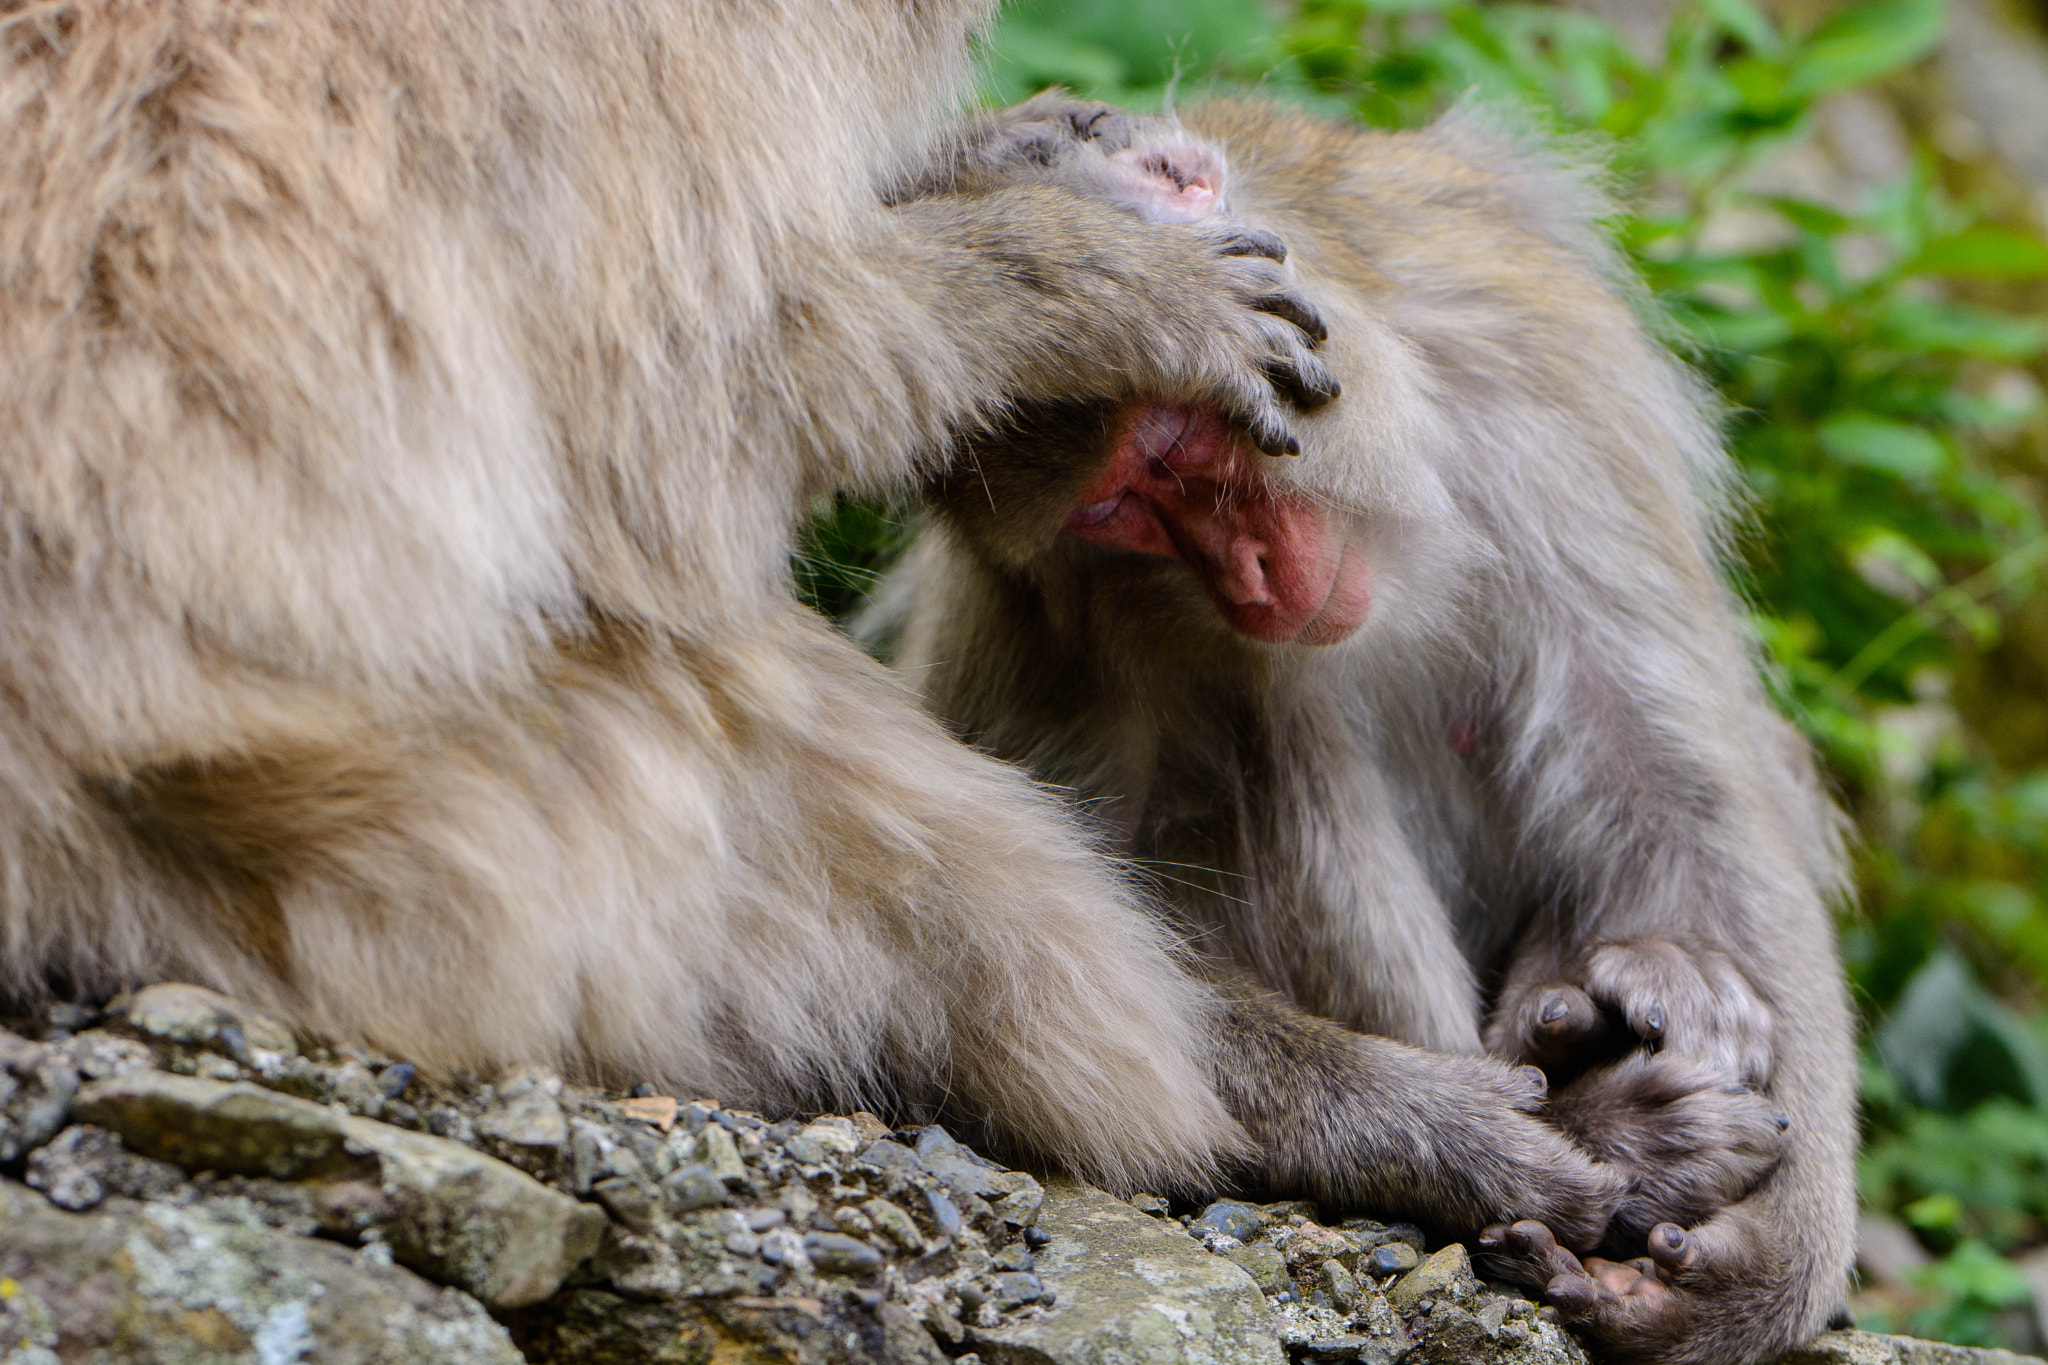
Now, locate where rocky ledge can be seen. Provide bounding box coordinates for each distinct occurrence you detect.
[0,983,2034,1365]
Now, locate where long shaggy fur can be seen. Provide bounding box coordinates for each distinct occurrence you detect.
[0,2,1359,1197]
[878,99,1859,1365]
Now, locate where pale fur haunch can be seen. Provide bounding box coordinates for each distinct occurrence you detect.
[0,2,1368,1197]
[876,99,1859,1365]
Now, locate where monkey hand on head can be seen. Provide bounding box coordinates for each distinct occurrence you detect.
[882,94,1855,1365]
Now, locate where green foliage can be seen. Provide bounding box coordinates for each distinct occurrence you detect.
[802,0,2048,1345]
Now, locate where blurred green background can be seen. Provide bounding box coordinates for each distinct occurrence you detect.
[805,0,2048,1347]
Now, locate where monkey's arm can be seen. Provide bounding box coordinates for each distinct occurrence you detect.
[1457,459,1857,1365]
[758,183,1335,501]
[1211,977,1627,1248]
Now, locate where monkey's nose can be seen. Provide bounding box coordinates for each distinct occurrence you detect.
[1215,542,1276,607]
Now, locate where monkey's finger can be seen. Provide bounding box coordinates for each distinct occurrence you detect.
[1477,1219,1589,1291]
[1250,292,1330,347]
[1262,356,1341,410]
[1647,1223,1700,1276]
[1544,1270,1619,1316]
[1231,401,1301,459]
[1508,983,1606,1069]
[1217,227,1288,262]
[1536,984,1604,1043]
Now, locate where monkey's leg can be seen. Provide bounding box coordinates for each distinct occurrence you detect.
[619,608,1261,1195]
[1479,1157,1849,1365]
[89,610,1249,1199]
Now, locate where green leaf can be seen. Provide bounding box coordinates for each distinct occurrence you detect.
[1767,196,1851,236]
[1910,225,2048,279]
[1904,1191,1964,1231]
[1820,416,1950,480]
[979,24,1129,98]
[1695,308,1797,352]
[1880,300,2048,360]
[1786,0,1946,97]
[1699,0,1784,55]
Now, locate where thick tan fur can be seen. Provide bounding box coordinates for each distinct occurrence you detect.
[0,2,1362,1195]
[877,99,1858,1365]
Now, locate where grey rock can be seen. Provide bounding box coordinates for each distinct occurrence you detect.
[1340,1220,1427,1253]
[475,1070,568,1152]
[860,1137,921,1171]
[24,1123,183,1211]
[1224,1241,1291,1295]
[992,1271,1049,1308]
[1774,1331,2043,1365]
[1321,1259,1362,1312]
[865,1196,925,1252]
[804,1230,886,1276]
[0,1029,79,1162]
[1389,1245,1476,1311]
[73,1072,362,1179]
[592,1175,658,1233]
[506,1290,947,1365]
[988,1168,1048,1227]
[119,982,297,1059]
[971,1178,1285,1365]
[1367,1243,1420,1276]
[1193,1200,1267,1244]
[329,1060,388,1118]
[659,1162,725,1214]
[73,1071,605,1307]
[0,1177,521,1363]
[694,1123,749,1187]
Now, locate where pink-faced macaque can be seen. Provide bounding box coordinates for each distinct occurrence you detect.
[875,94,1857,1365]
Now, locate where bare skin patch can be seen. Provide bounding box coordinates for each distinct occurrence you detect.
[1063,402,1371,645]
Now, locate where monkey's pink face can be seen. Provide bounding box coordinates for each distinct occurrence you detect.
[1064,403,1373,646]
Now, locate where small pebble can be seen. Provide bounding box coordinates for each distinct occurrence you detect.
[1319,1258,1360,1312]
[746,1206,786,1232]
[991,1243,1034,1273]
[990,1271,1046,1309]
[1191,1199,1265,1243]
[618,1095,679,1133]
[593,1175,658,1233]
[659,1163,725,1214]
[923,1187,963,1241]
[803,1231,884,1276]
[1022,1225,1052,1249]
[378,1063,417,1099]
[1367,1242,1419,1275]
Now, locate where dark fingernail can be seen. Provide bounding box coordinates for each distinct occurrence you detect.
[1283,434,1301,456]
[1643,1005,1665,1035]
[1774,1112,1791,1131]
[1540,996,1569,1025]
[1661,1226,1685,1251]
